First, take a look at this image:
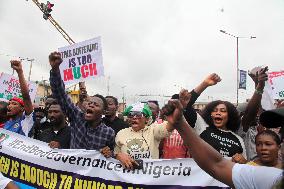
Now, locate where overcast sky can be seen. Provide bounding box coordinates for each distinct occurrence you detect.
[0,0,283,105]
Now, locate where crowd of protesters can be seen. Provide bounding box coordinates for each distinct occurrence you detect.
[0,52,283,189]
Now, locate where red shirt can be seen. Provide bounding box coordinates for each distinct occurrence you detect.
[161,130,190,159]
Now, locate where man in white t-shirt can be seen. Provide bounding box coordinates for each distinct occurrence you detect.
[165,99,283,189]
[0,173,19,189]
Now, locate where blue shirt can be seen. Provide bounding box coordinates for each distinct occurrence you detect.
[4,112,34,136]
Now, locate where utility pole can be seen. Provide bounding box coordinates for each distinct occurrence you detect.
[107,76,110,96]
[17,0,75,81]
[220,30,256,106]
[121,86,126,111]
[27,58,35,81]
[30,0,75,44]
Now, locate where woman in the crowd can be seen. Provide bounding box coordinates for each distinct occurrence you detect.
[199,100,246,159]
[160,73,224,159]
[170,99,283,189]
[238,66,268,161]
[179,88,246,160]
[247,130,282,168]
[114,102,178,169]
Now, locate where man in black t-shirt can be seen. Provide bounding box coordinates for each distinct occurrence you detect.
[103,96,129,135]
[37,103,70,149]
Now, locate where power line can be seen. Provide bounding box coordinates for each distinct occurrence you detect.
[0,53,33,61]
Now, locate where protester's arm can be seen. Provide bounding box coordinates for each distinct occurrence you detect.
[179,73,221,109]
[5,182,19,189]
[157,101,185,136]
[49,52,80,121]
[232,153,247,164]
[100,146,112,158]
[0,173,19,189]
[116,152,137,169]
[171,100,235,188]
[79,82,88,102]
[241,67,268,132]
[114,133,138,169]
[49,141,61,149]
[193,73,221,96]
[179,74,221,127]
[10,60,33,115]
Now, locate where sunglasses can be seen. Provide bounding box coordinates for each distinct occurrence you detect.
[127,111,145,119]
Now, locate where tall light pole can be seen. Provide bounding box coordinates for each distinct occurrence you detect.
[107,76,110,96]
[121,85,126,111]
[27,58,35,81]
[220,30,256,105]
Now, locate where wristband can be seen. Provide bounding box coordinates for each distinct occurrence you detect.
[255,89,263,95]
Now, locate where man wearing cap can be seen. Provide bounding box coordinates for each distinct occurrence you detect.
[4,60,34,136]
[114,102,179,169]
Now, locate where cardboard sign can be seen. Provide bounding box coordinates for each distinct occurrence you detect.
[58,37,104,84]
[0,73,37,102]
[268,71,284,99]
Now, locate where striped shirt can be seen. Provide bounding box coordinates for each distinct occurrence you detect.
[49,70,115,150]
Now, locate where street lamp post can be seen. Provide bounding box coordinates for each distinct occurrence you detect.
[121,86,126,111]
[107,76,110,96]
[220,30,256,105]
[27,58,35,81]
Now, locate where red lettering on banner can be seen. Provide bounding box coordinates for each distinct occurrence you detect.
[63,68,74,81]
[81,65,89,78]
[89,63,97,76]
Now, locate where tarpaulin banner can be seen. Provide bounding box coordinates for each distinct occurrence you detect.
[0,129,229,189]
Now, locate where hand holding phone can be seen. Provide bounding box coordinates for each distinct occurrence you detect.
[133,159,143,170]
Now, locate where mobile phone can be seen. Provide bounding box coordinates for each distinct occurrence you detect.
[133,159,143,170]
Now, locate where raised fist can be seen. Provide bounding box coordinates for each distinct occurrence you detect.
[203,73,221,87]
[49,51,62,70]
[10,60,23,73]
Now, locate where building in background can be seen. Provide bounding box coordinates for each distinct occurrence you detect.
[34,80,80,107]
[34,80,51,107]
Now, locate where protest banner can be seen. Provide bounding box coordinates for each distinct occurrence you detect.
[58,37,104,85]
[0,73,37,102]
[239,70,247,90]
[0,129,229,189]
[268,71,284,99]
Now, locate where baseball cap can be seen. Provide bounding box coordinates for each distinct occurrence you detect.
[10,97,24,107]
[123,102,152,118]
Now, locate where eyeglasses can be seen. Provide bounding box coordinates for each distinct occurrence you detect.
[127,111,145,119]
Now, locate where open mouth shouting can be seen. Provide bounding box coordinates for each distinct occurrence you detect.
[212,114,227,129]
[84,108,94,120]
